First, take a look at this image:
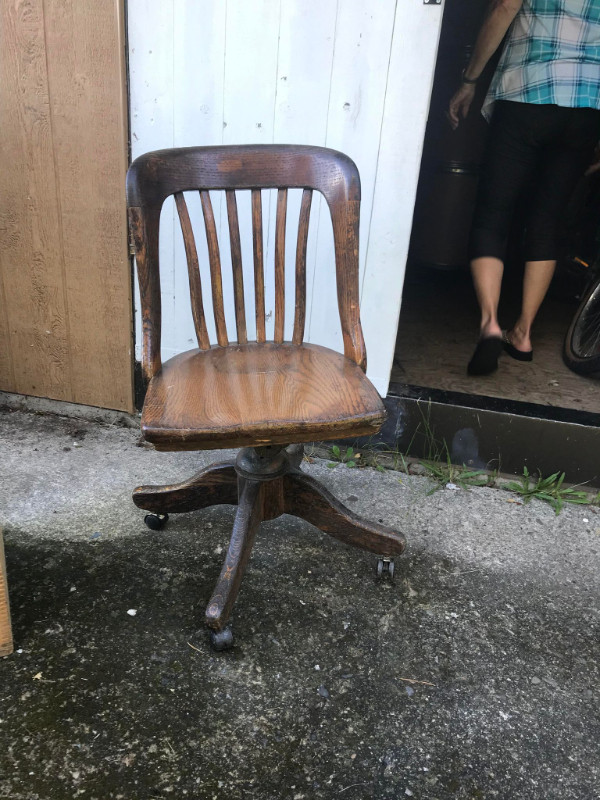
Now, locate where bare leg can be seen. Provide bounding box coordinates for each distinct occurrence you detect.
[471,256,504,338]
[507,259,556,352]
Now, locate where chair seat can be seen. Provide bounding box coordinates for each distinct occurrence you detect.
[141,342,385,450]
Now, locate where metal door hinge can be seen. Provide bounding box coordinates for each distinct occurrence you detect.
[424,0,442,5]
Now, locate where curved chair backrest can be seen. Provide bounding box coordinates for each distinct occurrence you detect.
[126,145,366,381]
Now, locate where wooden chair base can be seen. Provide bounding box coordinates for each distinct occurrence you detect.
[133,445,406,648]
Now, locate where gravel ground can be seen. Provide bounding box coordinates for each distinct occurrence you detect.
[0,408,599,800]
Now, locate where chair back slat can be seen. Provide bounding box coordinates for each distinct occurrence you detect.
[251,189,266,343]
[292,189,312,345]
[274,188,287,343]
[226,190,248,345]
[174,192,210,350]
[199,190,229,347]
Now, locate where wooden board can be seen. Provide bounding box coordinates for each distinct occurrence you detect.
[128,0,445,397]
[0,534,13,658]
[0,0,133,412]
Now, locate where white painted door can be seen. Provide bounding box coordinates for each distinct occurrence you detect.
[128,0,444,396]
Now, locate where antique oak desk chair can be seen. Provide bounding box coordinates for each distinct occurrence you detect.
[127,145,405,650]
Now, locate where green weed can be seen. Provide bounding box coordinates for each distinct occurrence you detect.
[504,467,591,515]
[327,444,358,469]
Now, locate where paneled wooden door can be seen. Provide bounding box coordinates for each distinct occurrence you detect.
[0,0,134,412]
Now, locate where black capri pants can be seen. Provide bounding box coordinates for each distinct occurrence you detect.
[469,100,600,262]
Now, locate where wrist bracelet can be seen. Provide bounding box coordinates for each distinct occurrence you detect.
[461,69,478,85]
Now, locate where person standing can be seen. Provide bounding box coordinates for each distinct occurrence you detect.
[448,0,600,376]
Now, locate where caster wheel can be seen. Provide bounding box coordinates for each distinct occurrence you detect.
[376,557,395,581]
[209,626,234,652]
[144,513,169,531]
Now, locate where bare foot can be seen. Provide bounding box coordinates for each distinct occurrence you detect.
[505,326,532,353]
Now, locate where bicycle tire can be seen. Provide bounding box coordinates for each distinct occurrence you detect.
[563,273,600,375]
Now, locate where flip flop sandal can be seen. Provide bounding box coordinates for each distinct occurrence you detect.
[502,332,533,362]
[467,336,503,376]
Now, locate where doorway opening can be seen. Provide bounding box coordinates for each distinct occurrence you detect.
[392,0,600,424]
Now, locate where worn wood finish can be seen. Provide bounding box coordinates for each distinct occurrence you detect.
[226,190,248,344]
[140,343,385,451]
[133,462,237,513]
[293,189,312,345]
[174,192,210,350]
[200,190,228,347]
[274,188,287,343]
[251,189,266,343]
[0,0,133,410]
[128,146,404,643]
[284,472,406,556]
[133,446,406,635]
[0,533,13,657]
[205,479,263,631]
[127,145,366,373]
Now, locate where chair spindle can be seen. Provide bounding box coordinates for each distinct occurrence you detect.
[292,189,313,345]
[174,193,210,350]
[251,189,266,343]
[274,188,287,343]
[226,190,248,345]
[200,190,229,347]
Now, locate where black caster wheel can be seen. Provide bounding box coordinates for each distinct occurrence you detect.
[209,626,234,652]
[144,513,169,531]
[376,557,395,581]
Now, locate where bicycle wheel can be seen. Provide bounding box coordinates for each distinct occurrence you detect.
[563,274,600,375]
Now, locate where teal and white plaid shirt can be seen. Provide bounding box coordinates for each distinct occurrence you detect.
[483,0,600,119]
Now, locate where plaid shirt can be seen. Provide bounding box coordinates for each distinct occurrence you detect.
[483,0,600,119]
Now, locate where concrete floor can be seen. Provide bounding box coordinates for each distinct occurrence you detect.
[0,407,599,800]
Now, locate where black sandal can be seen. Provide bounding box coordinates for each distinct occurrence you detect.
[502,332,533,362]
[467,336,503,376]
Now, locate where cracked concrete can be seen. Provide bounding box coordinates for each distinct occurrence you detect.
[0,408,599,800]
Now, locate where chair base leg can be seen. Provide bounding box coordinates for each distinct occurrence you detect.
[132,446,406,648]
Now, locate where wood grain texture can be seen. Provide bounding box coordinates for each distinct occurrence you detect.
[274,188,287,343]
[251,189,266,343]
[0,533,13,657]
[200,190,228,347]
[284,471,406,556]
[0,0,133,410]
[127,145,366,373]
[133,461,237,513]
[174,192,210,349]
[0,0,71,400]
[293,188,312,345]
[205,479,263,631]
[140,342,385,451]
[226,190,248,344]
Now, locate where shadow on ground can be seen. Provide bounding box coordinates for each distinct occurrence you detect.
[0,409,599,799]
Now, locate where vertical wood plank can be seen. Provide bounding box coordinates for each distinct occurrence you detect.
[0,533,12,658]
[308,1,398,357]
[292,189,312,345]
[128,0,175,363]
[361,1,444,395]
[274,188,287,344]
[172,0,227,352]
[226,190,248,345]
[0,0,71,400]
[43,0,133,411]
[273,2,338,341]
[174,192,210,350]
[252,190,266,343]
[200,190,229,347]
[223,0,282,341]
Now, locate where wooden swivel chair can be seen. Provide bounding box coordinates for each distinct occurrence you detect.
[127,145,406,650]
